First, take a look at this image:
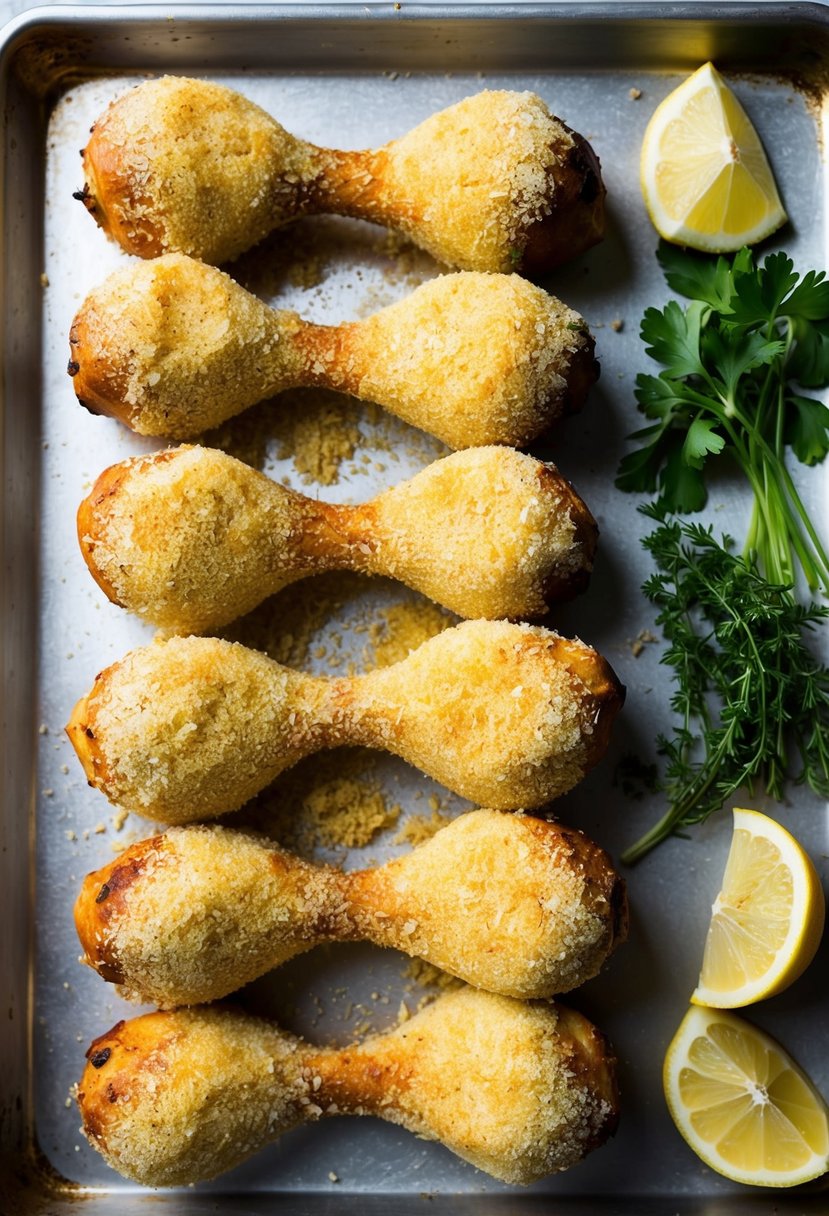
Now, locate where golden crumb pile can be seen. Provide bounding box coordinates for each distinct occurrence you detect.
[239,749,400,856]
[271,391,361,485]
[393,808,456,847]
[369,600,453,668]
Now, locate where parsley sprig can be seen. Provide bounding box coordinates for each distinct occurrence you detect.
[621,511,829,864]
[616,244,829,592]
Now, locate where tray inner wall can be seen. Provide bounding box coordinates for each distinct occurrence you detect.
[12,11,829,1206]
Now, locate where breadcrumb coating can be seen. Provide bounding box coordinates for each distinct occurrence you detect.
[78,988,619,1186]
[66,621,623,822]
[74,809,627,1006]
[69,253,597,443]
[79,78,605,272]
[77,444,597,631]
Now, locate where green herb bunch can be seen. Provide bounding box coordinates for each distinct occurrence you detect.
[621,510,829,864]
[617,244,829,592]
[618,245,829,861]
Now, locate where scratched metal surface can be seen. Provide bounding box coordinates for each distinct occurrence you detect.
[5,5,828,1209]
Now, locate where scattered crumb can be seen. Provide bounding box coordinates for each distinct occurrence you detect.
[93,822,106,835]
[39,724,48,735]
[238,748,400,855]
[369,600,453,668]
[393,808,454,847]
[110,830,144,854]
[273,391,361,485]
[288,254,324,290]
[328,1171,340,1183]
[629,87,642,100]
[629,628,658,658]
[40,272,49,287]
[111,808,129,832]
[64,830,76,842]
[403,958,461,993]
[610,318,624,332]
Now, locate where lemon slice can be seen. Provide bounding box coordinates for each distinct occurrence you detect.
[641,62,787,251]
[692,808,825,1008]
[664,1005,829,1186]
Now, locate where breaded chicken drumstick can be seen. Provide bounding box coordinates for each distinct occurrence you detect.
[66,622,623,822]
[75,809,627,1006]
[77,79,605,273]
[69,254,596,443]
[78,445,597,631]
[78,988,619,1186]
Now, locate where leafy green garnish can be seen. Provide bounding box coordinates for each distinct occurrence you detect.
[622,511,829,864]
[616,244,829,592]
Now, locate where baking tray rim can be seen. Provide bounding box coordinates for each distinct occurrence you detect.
[3,3,829,1212]
[6,0,829,49]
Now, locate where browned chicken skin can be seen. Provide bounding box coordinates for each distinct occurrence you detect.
[69,254,598,443]
[66,622,624,822]
[77,445,597,631]
[78,989,619,1186]
[75,809,627,1006]
[79,79,605,272]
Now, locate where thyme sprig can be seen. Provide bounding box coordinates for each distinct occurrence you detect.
[622,512,829,865]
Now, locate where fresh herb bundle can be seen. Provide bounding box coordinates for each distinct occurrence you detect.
[621,511,829,864]
[618,245,829,861]
[616,244,829,592]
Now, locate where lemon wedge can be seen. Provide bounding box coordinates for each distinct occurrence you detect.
[664,1005,829,1186]
[691,808,825,1008]
[641,62,787,251]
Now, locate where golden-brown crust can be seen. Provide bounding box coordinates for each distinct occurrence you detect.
[520,817,628,956]
[537,463,598,605]
[75,445,598,630]
[68,311,137,425]
[78,80,603,272]
[79,134,168,259]
[65,623,622,821]
[544,633,626,771]
[65,686,110,793]
[72,810,626,1005]
[551,1005,621,1147]
[77,451,181,605]
[79,1013,179,1150]
[77,992,619,1186]
[67,255,596,447]
[74,836,165,984]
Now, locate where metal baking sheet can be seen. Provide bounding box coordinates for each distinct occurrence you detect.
[2,5,829,1212]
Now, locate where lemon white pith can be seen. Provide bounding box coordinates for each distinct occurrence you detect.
[641,62,787,251]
